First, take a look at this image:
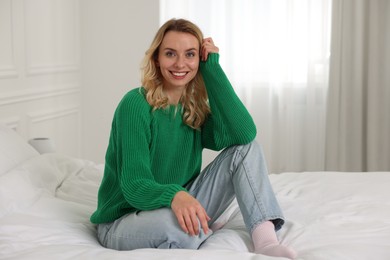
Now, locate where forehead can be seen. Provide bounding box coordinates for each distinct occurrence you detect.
[161,31,199,50]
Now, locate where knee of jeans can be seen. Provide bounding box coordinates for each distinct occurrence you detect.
[162,219,212,249]
[163,229,211,249]
[236,140,262,155]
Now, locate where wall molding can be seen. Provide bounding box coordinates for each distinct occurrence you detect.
[26,63,80,76]
[26,106,81,157]
[0,116,22,131]
[0,85,80,106]
[0,0,82,157]
[0,65,18,79]
[23,0,80,77]
[27,106,80,124]
[0,0,18,79]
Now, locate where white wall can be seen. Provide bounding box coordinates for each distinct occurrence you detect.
[80,0,160,163]
[0,0,160,162]
[0,0,82,157]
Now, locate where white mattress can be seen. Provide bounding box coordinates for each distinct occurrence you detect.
[1,153,390,260]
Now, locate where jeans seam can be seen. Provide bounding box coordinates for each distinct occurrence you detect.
[106,228,183,248]
[236,147,267,228]
[189,148,236,195]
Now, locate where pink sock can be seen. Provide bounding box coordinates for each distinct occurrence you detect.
[252,221,297,259]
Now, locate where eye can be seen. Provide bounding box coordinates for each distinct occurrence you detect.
[186,51,196,58]
[165,51,176,57]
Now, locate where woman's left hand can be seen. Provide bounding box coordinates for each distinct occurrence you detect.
[201,37,219,61]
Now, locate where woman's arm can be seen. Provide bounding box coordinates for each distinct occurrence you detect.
[200,40,257,151]
[115,90,186,210]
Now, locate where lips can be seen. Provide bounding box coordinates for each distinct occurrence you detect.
[171,71,188,79]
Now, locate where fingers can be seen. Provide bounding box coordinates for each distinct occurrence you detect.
[171,191,211,236]
[189,210,200,235]
[199,209,211,235]
[176,214,189,234]
[201,37,219,61]
[177,210,197,236]
[180,207,210,236]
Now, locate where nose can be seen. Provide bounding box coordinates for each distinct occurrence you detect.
[174,55,185,69]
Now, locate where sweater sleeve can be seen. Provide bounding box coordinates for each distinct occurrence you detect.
[200,53,257,151]
[114,90,185,211]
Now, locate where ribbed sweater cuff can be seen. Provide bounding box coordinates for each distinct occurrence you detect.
[160,185,187,207]
[207,52,219,63]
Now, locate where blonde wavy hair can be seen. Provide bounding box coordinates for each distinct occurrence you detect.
[141,18,210,129]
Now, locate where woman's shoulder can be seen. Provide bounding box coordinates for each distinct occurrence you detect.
[119,87,149,107]
[121,87,147,102]
[115,87,151,116]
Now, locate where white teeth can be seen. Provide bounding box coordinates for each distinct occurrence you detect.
[172,72,186,76]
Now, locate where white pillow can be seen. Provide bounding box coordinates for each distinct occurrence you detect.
[0,124,39,176]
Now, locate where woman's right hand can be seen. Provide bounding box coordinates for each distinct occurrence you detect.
[201,37,219,61]
[171,191,210,236]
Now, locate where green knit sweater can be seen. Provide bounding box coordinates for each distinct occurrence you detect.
[90,53,256,224]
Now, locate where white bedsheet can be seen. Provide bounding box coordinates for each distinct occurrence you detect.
[1,153,390,260]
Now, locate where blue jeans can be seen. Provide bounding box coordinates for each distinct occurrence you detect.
[97,141,284,250]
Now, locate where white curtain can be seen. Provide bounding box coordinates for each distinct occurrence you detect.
[325,0,390,171]
[160,0,332,173]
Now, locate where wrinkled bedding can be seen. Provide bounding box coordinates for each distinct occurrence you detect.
[1,153,390,260]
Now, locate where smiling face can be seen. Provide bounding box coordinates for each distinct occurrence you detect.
[156,31,200,97]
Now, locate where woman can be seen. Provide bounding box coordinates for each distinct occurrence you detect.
[90,18,296,259]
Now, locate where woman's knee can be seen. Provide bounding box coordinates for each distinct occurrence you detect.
[234,140,263,157]
[160,228,212,249]
[159,216,212,249]
[98,209,211,250]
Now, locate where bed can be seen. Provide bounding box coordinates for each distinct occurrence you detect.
[1,123,390,260]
